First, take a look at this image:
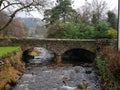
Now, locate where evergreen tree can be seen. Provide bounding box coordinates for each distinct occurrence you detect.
[107,11,117,29]
[43,0,73,24]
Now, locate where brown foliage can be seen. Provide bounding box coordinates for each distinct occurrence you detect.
[0,50,25,90]
[13,62,25,73]
[12,18,26,37]
[0,12,25,38]
[0,12,14,37]
[100,46,120,74]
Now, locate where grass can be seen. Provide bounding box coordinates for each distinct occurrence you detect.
[0,46,25,90]
[0,46,20,56]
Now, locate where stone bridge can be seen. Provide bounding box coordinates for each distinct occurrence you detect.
[0,38,115,63]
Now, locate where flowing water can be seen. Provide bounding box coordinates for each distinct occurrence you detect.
[13,47,101,90]
[28,47,55,64]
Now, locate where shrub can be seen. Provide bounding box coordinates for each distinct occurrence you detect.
[46,22,65,38]
[59,21,95,39]
[95,58,119,90]
[94,20,111,38]
[96,46,120,90]
[107,28,117,39]
[100,47,120,78]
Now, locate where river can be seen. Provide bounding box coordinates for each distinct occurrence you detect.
[13,47,101,90]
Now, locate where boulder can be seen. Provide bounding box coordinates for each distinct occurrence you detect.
[77,80,88,89]
[28,49,40,56]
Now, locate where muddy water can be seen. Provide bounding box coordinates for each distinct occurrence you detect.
[13,47,101,90]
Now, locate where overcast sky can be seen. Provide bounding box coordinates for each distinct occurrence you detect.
[16,0,118,19]
[73,0,118,9]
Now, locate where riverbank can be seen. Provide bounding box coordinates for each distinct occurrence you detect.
[0,47,25,90]
[0,46,20,56]
[95,46,120,90]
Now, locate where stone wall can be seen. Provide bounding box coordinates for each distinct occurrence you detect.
[0,38,97,55]
[0,38,116,59]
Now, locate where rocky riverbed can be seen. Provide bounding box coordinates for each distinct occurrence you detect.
[13,63,101,90]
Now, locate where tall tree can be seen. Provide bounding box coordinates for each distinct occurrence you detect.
[91,0,108,20]
[43,0,73,24]
[107,11,117,29]
[77,0,108,24]
[76,1,92,23]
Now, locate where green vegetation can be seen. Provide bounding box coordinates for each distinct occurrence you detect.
[95,47,120,90]
[107,11,117,29]
[47,20,117,39]
[0,46,20,56]
[43,0,73,24]
[95,57,119,90]
[93,20,111,38]
[45,0,117,39]
[60,21,95,39]
[108,28,117,38]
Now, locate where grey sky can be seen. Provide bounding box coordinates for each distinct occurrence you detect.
[16,0,118,19]
[72,0,118,9]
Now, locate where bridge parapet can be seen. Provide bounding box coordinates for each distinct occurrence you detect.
[0,38,116,55]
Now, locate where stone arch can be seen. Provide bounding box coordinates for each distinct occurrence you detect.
[22,48,34,63]
[22,46,56,63]
[61,48,96,63]
[52,45,95,56]
[21,45,57,54]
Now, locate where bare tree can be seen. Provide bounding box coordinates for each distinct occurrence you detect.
[0,11,13,37]
[91,0,108,20]
[76,0,108,23]
[76,1,92,23]
[0,0,51,31]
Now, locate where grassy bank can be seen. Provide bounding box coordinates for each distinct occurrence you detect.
[0,46,20,57]
[0,46,25,90]
[95,46,120,90]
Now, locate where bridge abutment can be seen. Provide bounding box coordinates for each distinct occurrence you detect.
[55,55,62,64]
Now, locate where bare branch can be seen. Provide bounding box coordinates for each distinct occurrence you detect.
[0,2,22,12]
[0,0,4,8]
[0,2,34,31]
[0,0,48,31]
